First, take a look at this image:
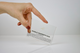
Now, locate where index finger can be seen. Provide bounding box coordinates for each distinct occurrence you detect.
[32,7,48,23]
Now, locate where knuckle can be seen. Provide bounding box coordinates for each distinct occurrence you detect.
[27,7,32,11]
[25,3,34,12]
[28,3,33,8]
[28,2,32,5]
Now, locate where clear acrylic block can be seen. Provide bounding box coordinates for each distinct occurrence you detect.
[27,19,56,45]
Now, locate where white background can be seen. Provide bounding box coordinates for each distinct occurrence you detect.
[0,0,80,35]
[0,0,80,53]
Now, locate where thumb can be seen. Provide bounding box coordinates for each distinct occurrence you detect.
[20,17,31,33]
[20,18,31,33]
[15,11,30,33]
[20,17,29,28]
[16,12,29,29]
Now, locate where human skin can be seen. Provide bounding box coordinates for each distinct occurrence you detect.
[0,2,48,33]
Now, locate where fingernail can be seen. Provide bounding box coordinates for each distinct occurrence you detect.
[17,23,21,26]
[26,26,30,30]
[45,20,48,23]
[46,21,48,23]
[28,29,31,33]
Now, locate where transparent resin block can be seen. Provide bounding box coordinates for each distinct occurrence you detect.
[27,19,56,45]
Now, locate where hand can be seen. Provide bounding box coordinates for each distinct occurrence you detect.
[0,2,48,33]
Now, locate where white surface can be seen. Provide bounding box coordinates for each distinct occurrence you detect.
[0,0,80,35]
[0,35,80,53]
